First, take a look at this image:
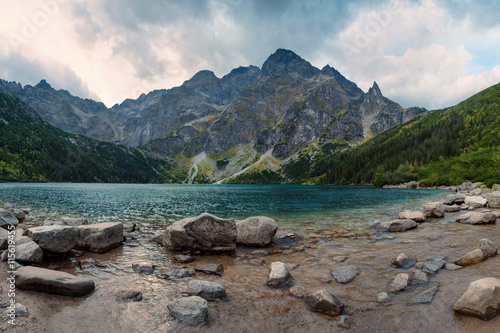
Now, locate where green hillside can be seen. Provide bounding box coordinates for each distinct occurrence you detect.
[316,82,500,187]
[0,91,176,183]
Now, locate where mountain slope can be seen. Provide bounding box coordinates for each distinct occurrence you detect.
[0,89,174,183]
[318,82,500,187]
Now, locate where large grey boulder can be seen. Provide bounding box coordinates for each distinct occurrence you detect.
[331,265,359,283]
[464,196,487,208]
[478,238,498,258]
[26,225,79,253]
[188,280,226,300]
[154,213,237,252]
[0,209,19,229]
[420,201,445,218]
[486,192,500,208]
[12,209,26,223]
[398,211,426,222]
[376,219,417,232]
[267,262,294,287]
[168,296,208,326]
[15,266,95,296]
[444,193,466,205]
[236,216,278,247]
[456,212,497,225]
[61,217,89,226]
[304,289,344,316]
[76,222,123,253]
[453,278,500,320]
[15,236,43,263]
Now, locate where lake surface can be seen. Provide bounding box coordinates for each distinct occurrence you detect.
[0,183,448,232]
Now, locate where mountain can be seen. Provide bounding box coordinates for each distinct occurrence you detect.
[316,81,500,187]
[0,87,176,183]
[0,49,428,183]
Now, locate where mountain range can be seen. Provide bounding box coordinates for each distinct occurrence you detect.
[1,49,430,183]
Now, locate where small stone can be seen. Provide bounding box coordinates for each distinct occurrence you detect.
[290,286,307,298]
[168,296,208,326]
[132,262,156,275]
[78,258,97,269]
[251,249,268,257]
[267,262,294,287]
[69,249,84,257]
[478,238,498,258]
[398,211,426,222]
[408,285,439,305]
[445,263,462,270]
[332,255,348,263]
[12,303,28,317]
[422,259,446,275]
[116,290,143,302]
[174,254,194,263]
[377,292,390,303]
[331,265,360,283]
[61,217,89,226]
[411,269,429,285]
[304,289,344,316]
[455,249,486,266]
[338,315,353,329]
[157,268,195,279]
[389,273,411,291]
[392,253,417,269]
[188,280,226,300]
[195,263,224,276]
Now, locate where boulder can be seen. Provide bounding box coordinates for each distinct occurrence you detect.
[392,253,417,269]
[456,212,497,225]
[304,289,344,316]
[464,196,487,208]
[154,213,237,252]
[486,192,500,208]
[455,249,486,266]
[195,264,224,276]
[0,228,9,250]
[76,222,123,253]
[15,236,43,263]
[420,201,445,218]
[444,193,466,205]
[492,184,500,191]
[331,265,359,283]
[132,262,156,275]
[478,238,498,258]
[389,273,412,291]
[115,290,142,302]
[15,266,95,296]
[168,296,208,326]
[444,205,461,213]
[453,278,500,320]
[61,217,89,226]
[12,209,26,223]
[398,211,426,222]
[188,280,226,300]
[267,262,294,287]
[26,225,79,253]
[236,216,278,247]
[0,209,19,228]
[174,254,194,263]
[376,219,417,232]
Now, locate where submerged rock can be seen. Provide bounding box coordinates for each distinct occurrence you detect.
[304,289,344,316]
[26,225,79,253]
[116,289,143,302]
[157,268,195,279]
[453,278,500,320]
[154,213,237,253]
[456,212,497,225]
[267,262,294,287]
[15,266,95,296]
[408,285,439,305]
[455,249,486,266]
[422,258,446,275]
[195,264,224,276]
[398,211,426,222]
[76,222,123,253]
[376,219,417,232]
[61,217,89,226]
[236,216,278,247]
[420,201,445,218]
[168,296,208,326]
[188,280,226,300]
[331,265,359,283]
[132,262,156,275]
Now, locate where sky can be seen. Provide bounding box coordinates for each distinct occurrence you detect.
[0,0,499,110]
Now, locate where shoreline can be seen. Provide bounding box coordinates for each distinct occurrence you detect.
[1,183,499,332]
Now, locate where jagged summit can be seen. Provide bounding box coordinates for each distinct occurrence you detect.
[34,79,52,90]
[261,48,319,78]
[368,81,382,96]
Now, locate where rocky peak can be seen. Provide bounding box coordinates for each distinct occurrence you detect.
[368,81,382,96]
[34,79,52,90]
[321,65,364,97]
[261,48,319,78]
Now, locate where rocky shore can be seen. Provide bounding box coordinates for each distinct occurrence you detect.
[1,182,500,332]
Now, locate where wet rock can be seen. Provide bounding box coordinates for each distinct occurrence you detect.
[267,262,294,287]
[116,289,143,302]
[331,265,359,283]
[0,228,9,250]
[455,249,486,266]
[445,263,462,270]
[422,258,446,275]
[464,196,487,208]
[445,193,466,205]
[78,258,97,269]
[195,263,224,276]
[478,238,498,258]
[15,236,43,263]
[61,217,89,226]
[69,249,84,257]
[398,211,426,222]
[236,216,278,247]
[444,205,461,213]
[154,213,236,253]
[453,277,500,320]
[157,268,195,279]
[486,192,500,208]
[376,219,417,232]
[456,212,497,224]
[411,269,428,285]
[0,209,19,228]
[168,296,208,326]
[273,230,299,246]
[408,285,439,305]
[420,201,445,218]
[15,266,95,296]
[188,280,226,300]
[174,254,194,263]
[76,222,124,253]
[26,225,79,253]
[12,209,26,223]
[250,249,268,257]
[392,253,417,268]
[132,262,156,275]
[389,273,412,291]
[304,289,344,316]
[290,285,306,298]
[377,292,390,303]
[338,315,353,329]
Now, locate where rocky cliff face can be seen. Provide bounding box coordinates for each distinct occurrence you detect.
[0,49,429,183]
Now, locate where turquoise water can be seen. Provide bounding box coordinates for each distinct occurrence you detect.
[0,183,449,232]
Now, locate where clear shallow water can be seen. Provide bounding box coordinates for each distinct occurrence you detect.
[0,183,448,232]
